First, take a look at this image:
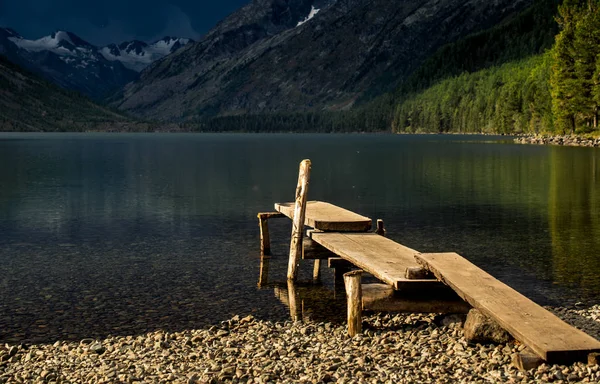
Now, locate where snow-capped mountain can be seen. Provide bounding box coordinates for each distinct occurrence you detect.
[100,37,193,72]
[0,27,193,99]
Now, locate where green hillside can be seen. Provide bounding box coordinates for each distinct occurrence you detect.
[390,0,600,135]
[0,55,145,132]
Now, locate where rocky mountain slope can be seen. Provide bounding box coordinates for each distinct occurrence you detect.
[0,54,134,131]
[115,0,533,121]
[100,37,193,72]
[0,28,192,99]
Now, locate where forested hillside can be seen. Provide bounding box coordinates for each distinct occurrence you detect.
[0,55,145,132]
[392,0,600,135]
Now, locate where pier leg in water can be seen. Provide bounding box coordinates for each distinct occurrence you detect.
[313,259,321,282]
[287,280,300,321]
[344,270,363,337]
[257,255,270,288]
[375,219,386,236]
[259,216,271,255]
[287,159,311,281]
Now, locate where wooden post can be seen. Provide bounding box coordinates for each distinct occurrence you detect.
[287,159,311,281]
[375,219,386,236]
[313,259,321,282]
[259,216,271,255]
[344,270,363,337]
[257,255,270,288]
[257,212,284,255]
[287,280,299,321]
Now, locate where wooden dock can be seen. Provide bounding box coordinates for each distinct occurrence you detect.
[417,253,600,364]
[258,159,600,365]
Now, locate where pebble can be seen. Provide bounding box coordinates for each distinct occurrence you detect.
[0,309,598,383]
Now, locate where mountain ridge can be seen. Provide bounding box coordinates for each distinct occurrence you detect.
[0,27,193,99]
[115,0,533,121]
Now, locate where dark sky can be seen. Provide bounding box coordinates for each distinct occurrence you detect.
[0,0,249,45]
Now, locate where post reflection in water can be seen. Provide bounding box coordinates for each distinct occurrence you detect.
[257,253,346,323]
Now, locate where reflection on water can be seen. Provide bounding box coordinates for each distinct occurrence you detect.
[549,147,600,295]
[0,133,599,344]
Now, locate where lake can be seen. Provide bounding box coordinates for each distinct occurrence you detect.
[0,133,599,344]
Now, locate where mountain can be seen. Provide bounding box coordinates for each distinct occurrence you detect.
[0,54,136,132]
[0,28,138,99]
[115,0,533,121]
[100,37,194,72]
[0,28,193,99]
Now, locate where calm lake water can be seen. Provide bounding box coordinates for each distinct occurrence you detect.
[0,133,599,344]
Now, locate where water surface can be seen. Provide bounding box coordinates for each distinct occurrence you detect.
[0,133,599,344]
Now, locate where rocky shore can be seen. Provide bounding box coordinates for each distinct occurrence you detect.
[514,134,600,147]
[0,305,598,383]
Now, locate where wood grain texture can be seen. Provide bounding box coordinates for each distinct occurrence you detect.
[416,252,600,364]
[258,217,271,255]
[287,160,311,281]
[312,232,437,290]
[344,270,363,337]
[275,201,372,232]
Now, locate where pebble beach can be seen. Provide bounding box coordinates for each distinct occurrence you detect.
[1,305,599,383]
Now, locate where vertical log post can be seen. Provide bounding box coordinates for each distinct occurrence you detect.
[344,270,363,337]
[375,219,386,236]
[313,259,322,282]
[257,255,270,288]
[287,280,299,321]
[287,159,311,281]
[258,215,271,255]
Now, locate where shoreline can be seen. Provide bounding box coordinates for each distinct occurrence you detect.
[1,305,598,383]
[514,134,600,147]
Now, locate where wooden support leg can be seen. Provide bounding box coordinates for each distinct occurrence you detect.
[287,280,299,321]
[287,159,311,281]
[259,217,271,255]
[344,270,363,337]
[375,219,386,236]
[313,259,321,282]
[257,255,270,288]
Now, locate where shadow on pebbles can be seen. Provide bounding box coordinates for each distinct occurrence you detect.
[1,309,600,383]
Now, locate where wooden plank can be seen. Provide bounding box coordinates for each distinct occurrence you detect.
[275,201,372,232]
[362,284,471,313]
[312,232,437,290]
[416,252,600,364]
[257,212,285,219]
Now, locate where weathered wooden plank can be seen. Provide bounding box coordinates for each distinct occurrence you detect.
[312,232,437,290]
[287,160,311,281]
[257,212,285,219]
[416,252,600,364]
[275,201,372,232]
[362,284,471,313]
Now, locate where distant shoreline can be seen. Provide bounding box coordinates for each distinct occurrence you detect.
[514,134,600,147]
